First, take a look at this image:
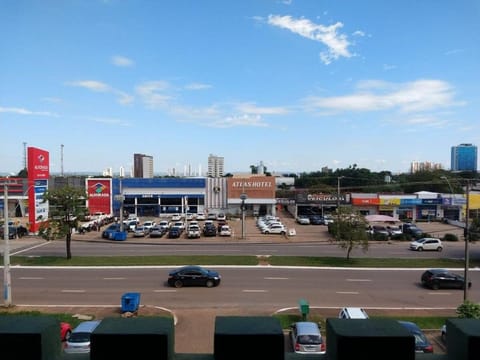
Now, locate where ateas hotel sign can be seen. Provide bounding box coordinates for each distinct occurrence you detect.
[228,176,276,199]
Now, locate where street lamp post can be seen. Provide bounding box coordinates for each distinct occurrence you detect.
[337,176,345,211]
[464,180,470,301]
[441,176,470,301]
[3,183,12,306]
[240,192,247,240]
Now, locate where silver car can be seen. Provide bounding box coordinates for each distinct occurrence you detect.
[289,321,325,354]
[64,320,101,354]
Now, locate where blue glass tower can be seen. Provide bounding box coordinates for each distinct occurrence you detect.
[451,143,478,171]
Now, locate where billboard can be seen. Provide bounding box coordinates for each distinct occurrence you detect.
[27,147,50,232]
[86,178,112,215]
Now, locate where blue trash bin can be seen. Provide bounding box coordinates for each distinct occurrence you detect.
[121,292,141,313]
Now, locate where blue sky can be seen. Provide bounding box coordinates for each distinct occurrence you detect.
[1,0,479,176]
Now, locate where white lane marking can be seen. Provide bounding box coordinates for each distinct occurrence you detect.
[336,291,359,294]
[264,277,288,280]
[61,290,86,293]
[19,277,44,280]
[103,277,126,280]
[242,290,268,293]
[346,279,372,282]
[428,292,451,295]
[153,290,177,293]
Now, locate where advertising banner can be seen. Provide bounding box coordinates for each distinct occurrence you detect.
[27,147,50,232]
[86,178,112,215]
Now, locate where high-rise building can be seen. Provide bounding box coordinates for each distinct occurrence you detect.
[207,154,224,177]
[133,153,154,178]
[451,144,478,172]
[410,161,443,173]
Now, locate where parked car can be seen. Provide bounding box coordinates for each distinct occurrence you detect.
[171,213,182,221]
[398,320,433,353]
[195,213,206,220]
[64,320,102,354]
[60,322,72,341]
[262,224,286,235]
[216,213,226,221]
[309,215,324,225]
[158,220,171,230]
[0,225,17,239]
[289,321,326,354]
[203,223,217,237]
[219,225,232,236]
[133,225,148,237]
[149,225,166,238]
[142,220,156,231]
[187,225,201,239]
[367,225,390,240]
[296,216,311,225]
[338,307,369,319]
[386,225,403,236]
[421,268,471,290]
[167,265,221,288]
[168,226,182,239]
[410,238,443,251]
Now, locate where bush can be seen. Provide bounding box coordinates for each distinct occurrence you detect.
[456,300,480,319]
[443,233,459,242]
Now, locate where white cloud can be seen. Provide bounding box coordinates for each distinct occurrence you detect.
[213,114,269,128]
[267,15,353,64]
[184,82,212,90]
[303,79,462,113]
[236,102,289,115]
[68,80,133,105]
[135,81,174,108]
[111,55,134,67]
[0,106,58,117]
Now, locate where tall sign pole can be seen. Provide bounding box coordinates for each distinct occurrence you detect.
[3,183,12,306]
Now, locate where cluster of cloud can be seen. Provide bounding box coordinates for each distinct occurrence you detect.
[266,14,355,65]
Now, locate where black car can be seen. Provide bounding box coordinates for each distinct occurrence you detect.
[167,265,221,288]
[421,268,471,290]
[203,224,217,237]
[398,321,433,353]
[168,226,182,239]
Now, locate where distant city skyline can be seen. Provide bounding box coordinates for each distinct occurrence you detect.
[1,1,479,175]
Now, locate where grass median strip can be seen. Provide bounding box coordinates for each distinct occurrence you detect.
[4,255,471,268]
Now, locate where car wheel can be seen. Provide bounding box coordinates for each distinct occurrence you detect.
[437,247,443,252]
[174,280,183,288]
[417,247,423,251]
[64,330,71,341]
[281,231,286,235]
[441,331,446,343]
[432,282,440,290]
[206,280,214,288]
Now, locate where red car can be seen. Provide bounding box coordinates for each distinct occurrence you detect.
[60,322,72,341]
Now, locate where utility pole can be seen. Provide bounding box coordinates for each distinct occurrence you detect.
[3,183,12,306]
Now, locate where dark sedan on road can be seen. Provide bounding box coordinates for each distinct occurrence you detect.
[421,268,472,290]
[167,265,221,288]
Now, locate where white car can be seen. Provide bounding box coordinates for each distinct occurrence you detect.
[187,225,201,238]
[171,213,182,221]
[196,213,206,220]
[409,237,443,251]
[296,216,310,225]
[262,224,286,235]
[158,220,171,230]
[142,220,156,231]
[219,225,232,236]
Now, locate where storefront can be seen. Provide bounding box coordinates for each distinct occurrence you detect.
[226,176,276,217]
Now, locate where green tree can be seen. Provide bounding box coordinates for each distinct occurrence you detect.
[330,207,369,260]
[38,186,88,259]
